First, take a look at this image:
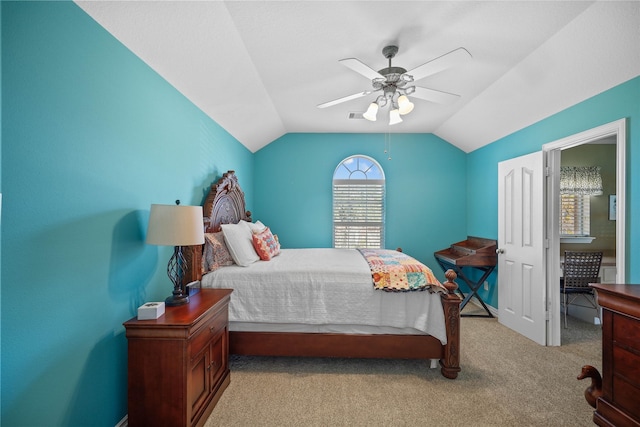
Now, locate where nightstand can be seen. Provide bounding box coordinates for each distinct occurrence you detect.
[124,288,233,427]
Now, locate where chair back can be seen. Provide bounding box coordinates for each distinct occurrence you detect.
[563,251,603,289]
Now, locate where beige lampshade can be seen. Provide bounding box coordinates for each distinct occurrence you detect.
[146,204,205,246]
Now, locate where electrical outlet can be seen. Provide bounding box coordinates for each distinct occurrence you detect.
[484,281,489,291]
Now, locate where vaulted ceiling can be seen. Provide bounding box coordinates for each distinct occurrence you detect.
[75,1,640,153]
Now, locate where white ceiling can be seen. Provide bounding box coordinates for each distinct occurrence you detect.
[75,1,640,153]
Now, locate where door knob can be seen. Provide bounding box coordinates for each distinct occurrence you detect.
[496,248,505,254]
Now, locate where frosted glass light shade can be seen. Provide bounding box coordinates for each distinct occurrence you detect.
[389,109,403,125]
[146,204,205,246]
[397,95,414,115]
[363,102,379,121]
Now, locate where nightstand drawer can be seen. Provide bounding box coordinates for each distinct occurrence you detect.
[190,326,227,424]
[209,328,227,387]
[190,309,228,357]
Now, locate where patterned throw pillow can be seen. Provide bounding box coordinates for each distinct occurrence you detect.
[251,227,281,261]
[202,232,235,273]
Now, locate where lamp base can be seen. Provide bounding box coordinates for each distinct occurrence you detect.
[165,246,190,306]
[165,293,190,306]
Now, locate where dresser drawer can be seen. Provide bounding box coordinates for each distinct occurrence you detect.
[611,312,640,422]
[613,345,640,389]
[612,374,640,420]
[190,309,228,357]
[613,313,640,352]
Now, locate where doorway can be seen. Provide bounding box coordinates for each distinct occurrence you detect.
[543,118,626,346]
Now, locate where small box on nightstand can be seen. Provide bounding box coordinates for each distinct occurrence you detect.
[186,280,201,296]
[137,302,165,320]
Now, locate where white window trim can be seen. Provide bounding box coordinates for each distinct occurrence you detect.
[332,156,385,249]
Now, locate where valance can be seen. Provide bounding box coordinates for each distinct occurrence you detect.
[560,166,602,195]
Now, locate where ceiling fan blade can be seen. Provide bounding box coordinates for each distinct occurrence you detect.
[406,47,472,82]
[317,90,374,109]
[411,86,461,105]
[339,58,384,80]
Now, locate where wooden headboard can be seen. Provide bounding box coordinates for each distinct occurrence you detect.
[202,170,251,232]
[184,170,251,283]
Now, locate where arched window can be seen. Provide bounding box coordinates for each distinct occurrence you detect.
[333,155,385,248]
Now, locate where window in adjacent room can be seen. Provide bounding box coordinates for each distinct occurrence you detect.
[560,194,591,236]
[333,155,385,249]
[559,166,601,239]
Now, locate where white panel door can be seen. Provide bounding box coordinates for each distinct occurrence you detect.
[498,152,546,345]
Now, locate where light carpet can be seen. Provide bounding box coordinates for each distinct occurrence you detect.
[205,315,601,427]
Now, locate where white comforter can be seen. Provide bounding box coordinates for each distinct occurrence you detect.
[200,248,447,344]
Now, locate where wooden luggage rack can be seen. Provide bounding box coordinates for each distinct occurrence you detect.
[434,236,497,317]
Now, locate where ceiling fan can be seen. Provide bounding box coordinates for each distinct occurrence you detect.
[318,45,472,125]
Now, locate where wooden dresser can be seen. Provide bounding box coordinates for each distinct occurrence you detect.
[124,289,233,427]
[590,283,640,427]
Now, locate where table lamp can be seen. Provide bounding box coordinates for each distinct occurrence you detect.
[146,202,205,306]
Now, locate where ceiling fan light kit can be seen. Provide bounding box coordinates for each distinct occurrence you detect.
[397,95,414,115]
[318,45,471,126]
[388,108,403,126]
[363,102,379,121]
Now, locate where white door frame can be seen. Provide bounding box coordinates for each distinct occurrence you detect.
[542,118,626,346]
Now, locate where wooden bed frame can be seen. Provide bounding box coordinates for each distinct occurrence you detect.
[184,170,462,379]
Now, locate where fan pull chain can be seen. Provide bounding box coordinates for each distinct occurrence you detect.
[384,133,392,160]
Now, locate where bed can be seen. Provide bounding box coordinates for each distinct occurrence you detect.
[183,170,461,379]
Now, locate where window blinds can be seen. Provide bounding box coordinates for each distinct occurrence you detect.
[333,179,385,248]
[560,194,590,236]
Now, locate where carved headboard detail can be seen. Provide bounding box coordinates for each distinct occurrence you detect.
[183,170,251,283]
[202,170,252,232]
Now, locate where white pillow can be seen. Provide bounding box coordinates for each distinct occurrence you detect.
[248,220,266,234]
[221,221,260,266]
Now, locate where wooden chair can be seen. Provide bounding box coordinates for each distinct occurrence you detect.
[561,251,603,328]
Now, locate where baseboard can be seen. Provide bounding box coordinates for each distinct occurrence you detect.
[467,297,499,317]
[466,298,601,324]
[566,304,600,325]
[115,415,128,427]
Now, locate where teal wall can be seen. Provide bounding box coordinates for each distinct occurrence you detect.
[253,133,468,274]
[1,2,252,426]
[0,1,3,413]
[466,76,640,308]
